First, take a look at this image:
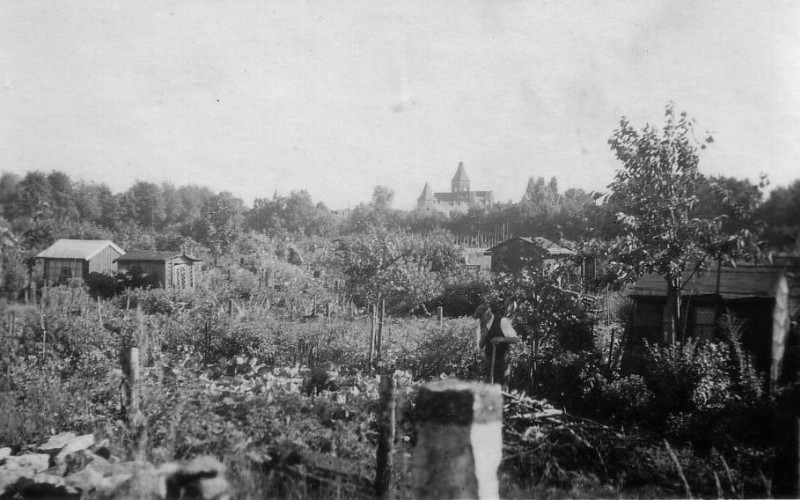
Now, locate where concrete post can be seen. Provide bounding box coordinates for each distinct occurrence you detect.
[412,381,503,500]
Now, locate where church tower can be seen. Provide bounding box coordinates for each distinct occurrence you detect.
[417,182,434,209]
[451,162,470,193]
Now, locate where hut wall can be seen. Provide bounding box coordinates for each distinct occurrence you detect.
[119,261,167,286]
[43,258,85,283]
[490,241,544,274]
[630,298,664,345]
[88,246,122,274]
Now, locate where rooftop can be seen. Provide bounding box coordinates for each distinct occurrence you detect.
[115,251,201,262]
[626,266,785,299]
[36,239,124,260]
[487,236,575,256]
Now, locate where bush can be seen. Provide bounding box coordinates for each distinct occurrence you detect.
[395,319,483,380]
[425,279,490,317]
[598,375,654,421]
[85,271,123,299]
[509,349,607,411]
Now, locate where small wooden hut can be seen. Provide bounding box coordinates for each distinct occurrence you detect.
[36,239,125,284]
[485,236,575,274]
[114,251,202,291]
[625,266,792,391]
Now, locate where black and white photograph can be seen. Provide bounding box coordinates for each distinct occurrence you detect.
[1,1,799,498]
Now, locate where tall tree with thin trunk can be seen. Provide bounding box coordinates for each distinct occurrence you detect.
[606,104,761,343]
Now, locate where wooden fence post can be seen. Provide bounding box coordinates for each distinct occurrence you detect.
[121,346,147,461]
[368,305,377,371]
[375,372,397,499]
[412,381,503,499]
[40,306,47,358]
[376,299,385,362]
[437,307,443,329]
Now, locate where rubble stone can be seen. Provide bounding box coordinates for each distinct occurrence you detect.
[37,432,78,454]
[55,433,95,464]
[1,453,52,472]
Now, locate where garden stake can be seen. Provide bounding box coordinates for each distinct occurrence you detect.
[490,344,497,385]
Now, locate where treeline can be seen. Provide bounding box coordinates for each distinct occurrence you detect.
[0,169,797,297]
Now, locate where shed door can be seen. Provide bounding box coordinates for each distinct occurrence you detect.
[175,265,187,290]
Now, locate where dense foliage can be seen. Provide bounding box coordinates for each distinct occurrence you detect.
[605,104,763,340]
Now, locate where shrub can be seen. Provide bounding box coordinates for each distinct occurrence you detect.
[85,271,123,299]
[396,319,483,380]
[598,375,654,421]
[425,279,490,317]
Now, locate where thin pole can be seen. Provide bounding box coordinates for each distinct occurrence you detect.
[369,305,376,370]
[490,344,497,385]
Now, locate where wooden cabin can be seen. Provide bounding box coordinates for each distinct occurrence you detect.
[114,251,202,290]
[625,266,793,390]
[36,239,125,284]
[485,236,575,274]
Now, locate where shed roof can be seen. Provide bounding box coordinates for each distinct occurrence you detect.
[36,239,125,260]
[115,251,201,263]
[625,267,785,300]
[486,236,575,256]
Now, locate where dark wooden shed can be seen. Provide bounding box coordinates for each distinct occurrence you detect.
[485,236,575,274]
[625,266,792,390]
[36,239,125,284]
[114,251,202,291]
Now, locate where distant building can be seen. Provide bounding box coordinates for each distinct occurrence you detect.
[485,236,575,274]
[36,239,125,284]
[115,251,202,290]
[417,162,493,214]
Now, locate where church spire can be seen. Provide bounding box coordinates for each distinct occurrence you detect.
[451,161,470,193]
[418,182,434,202]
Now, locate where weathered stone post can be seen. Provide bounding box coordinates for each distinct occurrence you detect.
[412,381,503,500]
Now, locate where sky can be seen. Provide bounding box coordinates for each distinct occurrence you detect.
[1,0,798,210]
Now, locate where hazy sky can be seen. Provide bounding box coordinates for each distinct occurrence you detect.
[1,0,798,210]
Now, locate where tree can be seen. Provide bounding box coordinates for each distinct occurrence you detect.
[606,104,761,343]
[521,176,560,217]
[17,171,52,221]
[127,181,166,229]
[197,192,244,264]
[334,226,463,313]
[371,185,395,211]
[73,181,103,223]
[0,218,18,293]
[0,173,20,220]
[47,171,78,224]
[757,179,800,250]
[283,190,317,234]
